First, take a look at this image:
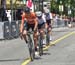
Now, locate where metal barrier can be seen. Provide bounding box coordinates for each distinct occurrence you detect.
[4,21,11,39]
[0,21,11,40]
[17,20,21,35]
[52,19,65,28]
[57,19,65,27]
[0,20,21,40]
[0,22,5,39]
[10,21,19,38]
[0,19,74,40]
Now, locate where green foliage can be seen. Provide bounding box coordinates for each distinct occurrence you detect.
[50,0,75,16]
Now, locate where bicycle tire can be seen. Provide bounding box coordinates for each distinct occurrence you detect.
[27,34,35,61]
[30,34,35,59]
[38,34,43,56]
[46,30,50,46]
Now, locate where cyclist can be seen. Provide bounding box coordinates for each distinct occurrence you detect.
[35,11,46,47]
[44,9,53,41]
[20,7,38,52]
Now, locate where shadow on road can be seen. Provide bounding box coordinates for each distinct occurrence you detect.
[43,52,51,55]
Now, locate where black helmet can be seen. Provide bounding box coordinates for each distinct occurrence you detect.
[24,7,30,13]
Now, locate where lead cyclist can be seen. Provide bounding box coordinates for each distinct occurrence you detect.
[20,7,38,53]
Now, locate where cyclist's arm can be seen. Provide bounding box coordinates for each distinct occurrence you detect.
[42,13,48,28]
[20,13,25,33]
[34,18,38,31]
[42,13,46,23]
[50,13,53,26]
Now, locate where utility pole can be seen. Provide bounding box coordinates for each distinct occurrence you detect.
[41,0,43,12]
[39,0,40,11]
[10,0,13,22]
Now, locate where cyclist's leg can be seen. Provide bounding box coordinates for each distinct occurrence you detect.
[22,22,29,43]
[38,23,46,46]
[22,30,28,43]
[49,25,52,41]
[34,32,38,51]
[38,23,45,38]
[46,19,52,40]
[31,24,38,51]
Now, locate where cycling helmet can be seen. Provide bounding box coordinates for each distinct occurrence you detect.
[44,9,50,14]
[35,11,42,18]
[24,7,30,13]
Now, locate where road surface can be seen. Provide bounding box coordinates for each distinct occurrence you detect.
[0,27,75,65]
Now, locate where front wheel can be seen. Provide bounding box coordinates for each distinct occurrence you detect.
[27,35,35,61]
[38,35,43,56]
[46,31,50,46]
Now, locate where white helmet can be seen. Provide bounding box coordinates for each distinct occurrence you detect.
[35,11,42,17]
[44,9,50,14]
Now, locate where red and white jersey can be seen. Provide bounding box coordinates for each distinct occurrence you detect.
[26,0,34,12]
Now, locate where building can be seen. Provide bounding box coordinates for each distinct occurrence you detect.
[0,0,26,9]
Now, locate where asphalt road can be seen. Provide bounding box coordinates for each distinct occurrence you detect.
[0,27,75,65]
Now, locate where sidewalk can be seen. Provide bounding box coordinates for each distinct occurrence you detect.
[0,26,74,65]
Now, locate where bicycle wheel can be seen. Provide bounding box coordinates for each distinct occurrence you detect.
[38,34,43,56]
[27,34,35,61]
[46,30,50,46]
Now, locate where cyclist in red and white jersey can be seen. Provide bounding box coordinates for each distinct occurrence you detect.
[20,7,38,51]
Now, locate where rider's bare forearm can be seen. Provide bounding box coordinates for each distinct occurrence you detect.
[20,20,24,33]
[34,19,38,31]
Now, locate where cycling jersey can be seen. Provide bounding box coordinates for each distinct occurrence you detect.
[45,13,50,20]
[22,12,37,24]
[37,18,44,24]
[37,13,46,24]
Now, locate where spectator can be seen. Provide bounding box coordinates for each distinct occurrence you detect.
[64,16,68,26]
[6,10,11,22]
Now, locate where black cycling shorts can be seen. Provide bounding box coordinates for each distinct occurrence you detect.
[46,19,52,28]
[24,22,35,31]
[38,22,45,29]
